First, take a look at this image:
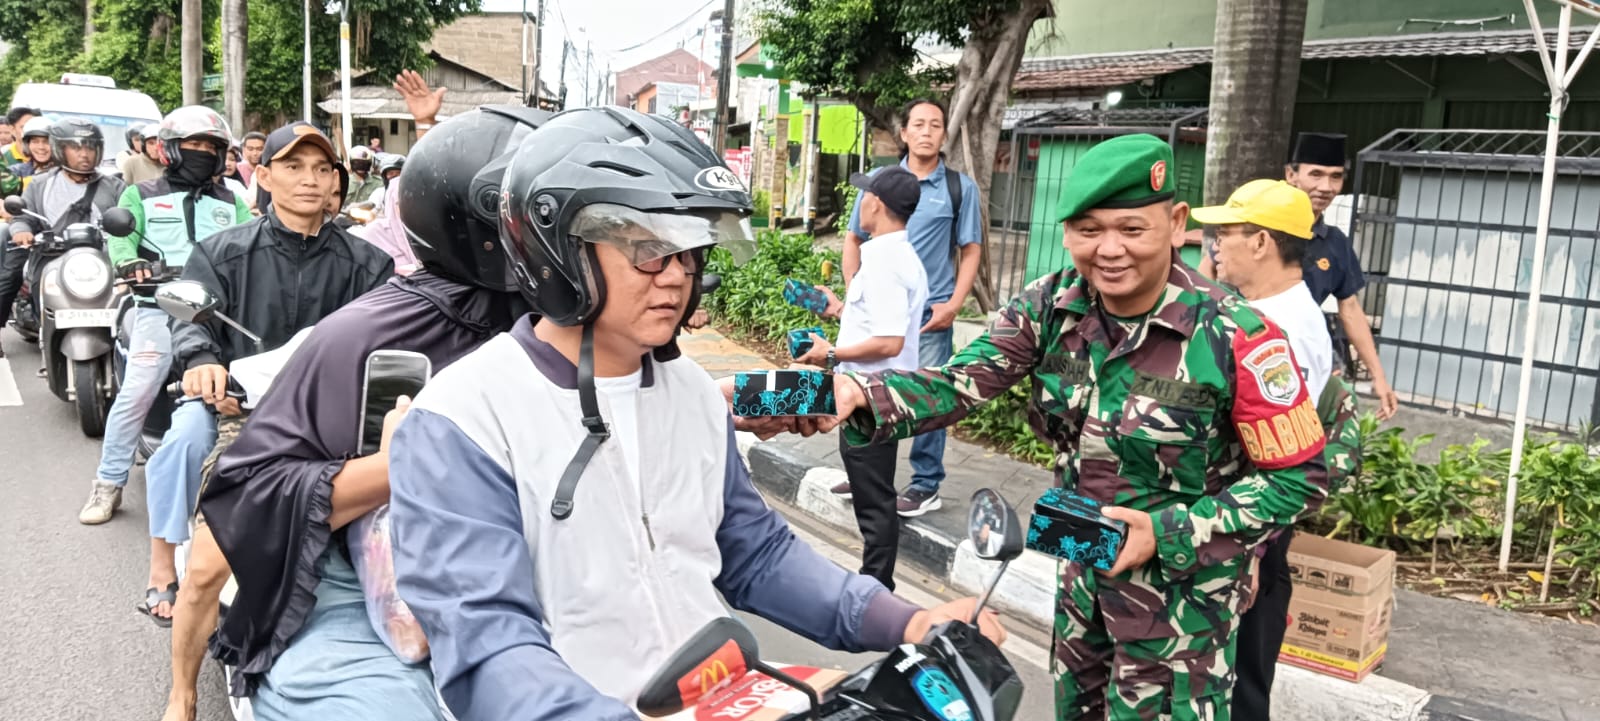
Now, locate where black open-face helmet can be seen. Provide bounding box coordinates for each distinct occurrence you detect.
[396,106,552,291]
[498,106,755,331]
[48,117,103,175]
[497,106,755,522]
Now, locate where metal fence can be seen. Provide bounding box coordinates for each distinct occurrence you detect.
[1350,129,1600,431]
[991,107,1210,303]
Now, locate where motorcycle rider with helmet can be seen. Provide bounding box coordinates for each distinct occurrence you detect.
[137,119,392,631]
[0,118,125,372]
[8,117,57,188]
[120,122,168,185]
[81,107,253,546]
[160,96,545,721]
[115,125,144,171]
[385,106,1007,720]
[7,118,125,250]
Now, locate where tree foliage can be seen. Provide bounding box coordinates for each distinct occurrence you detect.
[1,0,480,124]
[753,0,1027,129]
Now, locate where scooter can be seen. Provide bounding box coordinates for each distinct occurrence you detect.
[3,195,139,437]
[639,488,1026,721]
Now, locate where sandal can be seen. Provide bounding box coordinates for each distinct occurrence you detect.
[136,582,179,628]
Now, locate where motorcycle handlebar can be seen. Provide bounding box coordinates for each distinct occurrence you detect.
[165,377,246,401]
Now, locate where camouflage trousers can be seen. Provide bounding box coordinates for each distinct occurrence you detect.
[195,411,248,525]
[1053,560,1246,721]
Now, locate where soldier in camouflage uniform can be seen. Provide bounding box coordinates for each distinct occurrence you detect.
[831,134,1330,720]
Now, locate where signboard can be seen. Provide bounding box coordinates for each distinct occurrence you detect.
[723,147,753,188]
[202,74,223,93]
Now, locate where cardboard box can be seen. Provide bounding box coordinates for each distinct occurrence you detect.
[1280,534,1397,682]
[647,666,847,721]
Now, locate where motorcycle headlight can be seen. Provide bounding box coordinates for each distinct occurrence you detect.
[62,253,111,300]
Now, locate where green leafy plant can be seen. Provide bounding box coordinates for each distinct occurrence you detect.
[835,179,859,235]
[955,379,1054,468]
[703,231,842,348]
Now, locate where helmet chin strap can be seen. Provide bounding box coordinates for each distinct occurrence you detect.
[550,322,610,520]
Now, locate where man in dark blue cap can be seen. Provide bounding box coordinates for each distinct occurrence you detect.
[796,166,928,589]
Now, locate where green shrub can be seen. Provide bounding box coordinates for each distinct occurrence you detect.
[955,379,1056,468]
[835,180,859,235]
[704,231,842,348]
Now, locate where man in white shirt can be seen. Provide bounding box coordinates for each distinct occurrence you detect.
[1191,178,1330,721]
[798,166,929,589]
[1194,179,1331,401]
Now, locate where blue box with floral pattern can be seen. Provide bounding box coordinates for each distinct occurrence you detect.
[787,327,826,359]
[732,370,836,417]
[1026,488,1127,571]
[783,279,831,314]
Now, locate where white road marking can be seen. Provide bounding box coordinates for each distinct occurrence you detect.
[786,521,1051,671]
[0,353,21,406]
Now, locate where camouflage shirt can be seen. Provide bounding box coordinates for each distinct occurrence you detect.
[845,254,1330,635]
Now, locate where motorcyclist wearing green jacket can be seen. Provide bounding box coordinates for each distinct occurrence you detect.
[80,105,250,537]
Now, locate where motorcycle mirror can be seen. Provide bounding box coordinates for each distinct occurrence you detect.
[155,280,221,323]
[968,488,1024,562]
[636,616,759,716]
[3,195,24,215]
[101,207,136,237]
[700,273,722,295]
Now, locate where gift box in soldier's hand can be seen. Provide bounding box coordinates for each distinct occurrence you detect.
[731,369,836,417]
[1026,488,1127,571]
[782,279,831,315]
[787,327,826,359]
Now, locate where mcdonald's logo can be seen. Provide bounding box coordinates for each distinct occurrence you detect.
[675,641,747,704]
[698,660,731,693]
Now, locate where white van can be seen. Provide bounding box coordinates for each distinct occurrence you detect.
[10,74,163,164]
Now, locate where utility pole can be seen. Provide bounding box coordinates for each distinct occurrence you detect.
[302,0,313,121]
[338,0,353,155]
[584,40,593,106]
[531,0,545,106]
[181,0,202,105]
[712,0,735,154]
[557,39,570,110]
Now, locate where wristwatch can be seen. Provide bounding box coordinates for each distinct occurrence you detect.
[825,349,837,371]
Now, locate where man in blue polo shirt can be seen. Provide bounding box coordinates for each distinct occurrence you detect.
[836,98,983,517]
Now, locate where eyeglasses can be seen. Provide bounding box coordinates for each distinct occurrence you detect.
[632,248,701,275]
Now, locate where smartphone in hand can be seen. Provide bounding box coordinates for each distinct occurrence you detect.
[358,350,432,456]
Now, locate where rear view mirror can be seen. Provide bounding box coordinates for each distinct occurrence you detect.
[636,617,758,716]
[701,273,722,295]
[155,280,221,324]
[968,488,1024,562]
[101,207,136,237]
[3,195,24,216]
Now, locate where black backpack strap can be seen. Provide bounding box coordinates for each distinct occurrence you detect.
[52,175,102,234]
[945,167,963,259]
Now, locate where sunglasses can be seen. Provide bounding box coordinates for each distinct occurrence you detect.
[631,248,703,275]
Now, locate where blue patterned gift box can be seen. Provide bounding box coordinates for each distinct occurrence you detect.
[787,326,826,359]
[1025,488,1128,571]
[731,370,837,417]
[782,278,831,314]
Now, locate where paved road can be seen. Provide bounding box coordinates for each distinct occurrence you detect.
[0,327,1056,720]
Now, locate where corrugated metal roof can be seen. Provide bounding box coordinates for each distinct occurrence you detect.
[1017,28,1595,90]
[319,85,523,118]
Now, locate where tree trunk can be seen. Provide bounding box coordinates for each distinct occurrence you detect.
[1203,0,1309,205]
[181,0,203,105]
[82,0,94,54]
[222,0,248,132]
[941,0,1052,312]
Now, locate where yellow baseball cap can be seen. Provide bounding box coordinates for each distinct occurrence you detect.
[1190,179,1315,239]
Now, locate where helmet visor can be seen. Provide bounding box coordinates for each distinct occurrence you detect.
[570,203,756,267]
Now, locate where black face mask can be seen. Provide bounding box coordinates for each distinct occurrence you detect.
[171,150,219,187]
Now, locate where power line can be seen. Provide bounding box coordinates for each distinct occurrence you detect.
[601,0,718,54]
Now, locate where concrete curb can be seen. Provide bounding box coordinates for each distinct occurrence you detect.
[739,434,1533,721]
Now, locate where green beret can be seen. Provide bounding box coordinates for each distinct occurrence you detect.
[1054,134,1177,223]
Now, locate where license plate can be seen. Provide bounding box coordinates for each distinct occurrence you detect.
[54,308,119,329]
